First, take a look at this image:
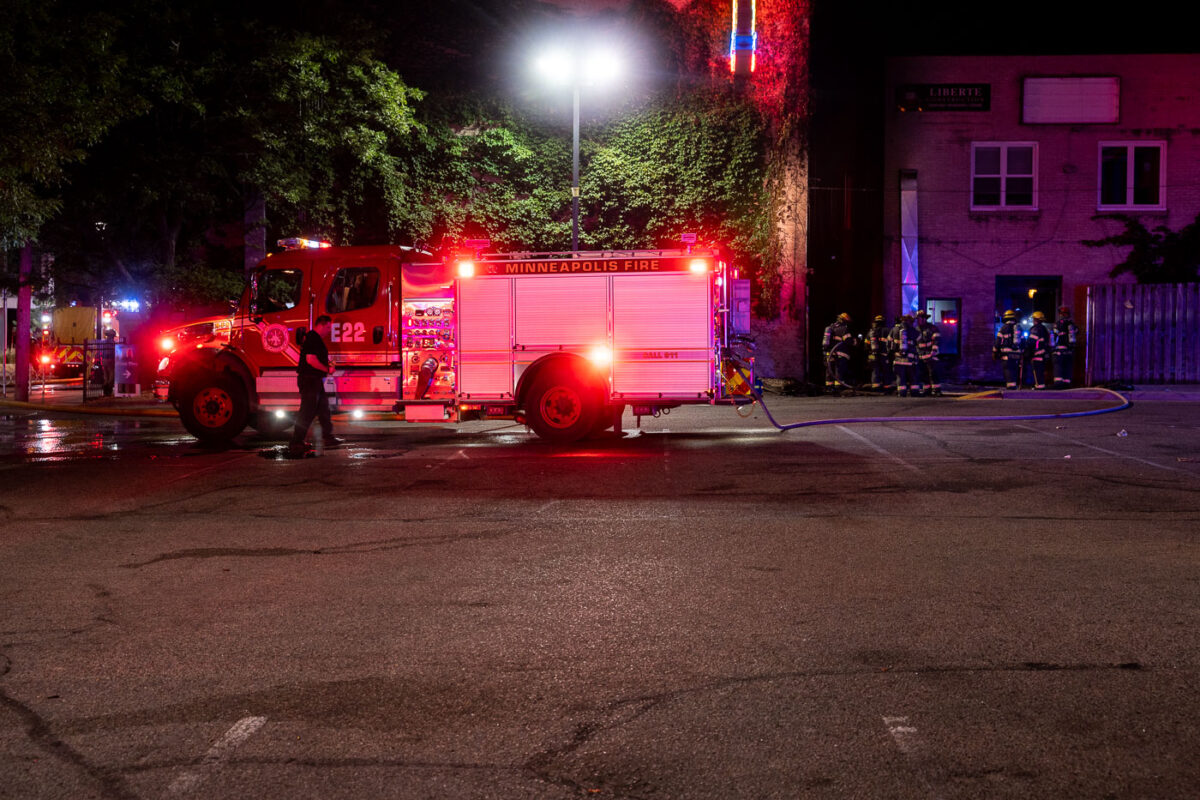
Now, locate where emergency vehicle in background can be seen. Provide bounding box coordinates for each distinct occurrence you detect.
[35,306,118,377]
[157,237,754,444]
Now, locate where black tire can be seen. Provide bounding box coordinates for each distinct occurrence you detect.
[178,372,248,443]
[525,366,600,443]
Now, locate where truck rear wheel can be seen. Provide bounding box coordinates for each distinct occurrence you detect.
[526,367,600,443]
[178,372,248,443]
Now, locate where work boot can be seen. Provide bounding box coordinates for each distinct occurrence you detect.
[322,436,345,448]
[287,442,311,457]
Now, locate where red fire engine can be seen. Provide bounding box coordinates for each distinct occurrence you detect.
[157,238,754,443]
[35,306,117,377]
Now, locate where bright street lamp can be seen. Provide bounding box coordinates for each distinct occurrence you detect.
[533,46,622,251]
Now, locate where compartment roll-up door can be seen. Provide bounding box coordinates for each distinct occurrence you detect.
[514,276,608,348]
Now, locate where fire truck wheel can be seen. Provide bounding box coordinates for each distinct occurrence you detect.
[178,373,248,443]
[526,368,600,443]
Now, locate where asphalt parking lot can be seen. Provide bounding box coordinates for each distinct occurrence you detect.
[1,390,1197,799]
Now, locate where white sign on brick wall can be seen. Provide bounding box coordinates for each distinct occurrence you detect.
[1023,77,1119,124]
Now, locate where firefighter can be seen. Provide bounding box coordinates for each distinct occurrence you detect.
[821,312,853,392]
[865,315,891,392]
[915,310,942,396]
[1052,305,1079,388]
[1027,310,1051,389]
[993,309,1021,389]
[893,314,919,397]
[887,315,904,392]
[288,315,342,455]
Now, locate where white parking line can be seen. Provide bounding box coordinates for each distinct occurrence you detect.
[883,715,945,799]
[837,426,923,474]
[1015,424,1189,475]
[168,716,267,795]
[883,715,921,753]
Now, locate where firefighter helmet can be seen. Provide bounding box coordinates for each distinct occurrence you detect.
[901,314,914,323]
[916,310,929,318]
[1058,305,1071,316]
[1032,311,1046,321]
[837,312,851,322]
[1003,309,1017,321]
[874,315,884,323]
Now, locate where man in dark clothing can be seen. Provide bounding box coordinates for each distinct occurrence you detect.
[993,309,1021,389]
[866,315,891,392]
[1052,305,1079,388]
[1027,310,1051,389]
[915,310,942,396]
[99,328,118,396]
[289,315,341,455]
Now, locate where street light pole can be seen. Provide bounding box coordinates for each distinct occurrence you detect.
[572,84,581,252]
[533,46,620,254]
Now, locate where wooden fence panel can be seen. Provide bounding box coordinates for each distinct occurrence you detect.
[1087,283,1200,384]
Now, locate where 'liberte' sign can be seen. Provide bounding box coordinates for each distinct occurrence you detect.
[896,84,991,112]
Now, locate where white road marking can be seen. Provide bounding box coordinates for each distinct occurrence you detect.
[168,716,267,795]
[883,715,945,799]
[883,715,921,753]
[837,426,923,474]
[1015,424,1189,475]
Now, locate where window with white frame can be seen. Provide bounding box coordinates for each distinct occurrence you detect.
[1098,142,1165,210]
[971,143,1037,210]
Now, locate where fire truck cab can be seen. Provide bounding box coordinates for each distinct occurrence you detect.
[158,238,753,444]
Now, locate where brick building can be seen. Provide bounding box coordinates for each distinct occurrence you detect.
[882,54,1200,382]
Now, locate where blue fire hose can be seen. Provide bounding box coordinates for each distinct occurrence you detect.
[735,374,1131,432]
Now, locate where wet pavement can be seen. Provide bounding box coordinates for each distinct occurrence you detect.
[1,392,1198,799]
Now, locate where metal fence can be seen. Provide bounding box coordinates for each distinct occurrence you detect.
[1086,283,1200,384]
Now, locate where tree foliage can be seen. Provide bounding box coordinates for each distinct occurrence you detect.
[0,1,133,251]
[9,0,779,309]
[1084,214,1200,284]
[36,5,424,307]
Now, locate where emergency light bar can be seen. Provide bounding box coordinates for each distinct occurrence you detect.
[277,237,333,250]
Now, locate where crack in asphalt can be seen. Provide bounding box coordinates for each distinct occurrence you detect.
[0,656,1158,800]
[121,526,521,567]
[519,659,1151,798]
[0,652,139,800]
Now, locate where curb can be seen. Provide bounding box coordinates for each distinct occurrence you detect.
[0,399,399,421]
[0,398,179,417]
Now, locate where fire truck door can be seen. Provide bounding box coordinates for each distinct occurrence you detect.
[249,266,309,358]
[317,263,395,366]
